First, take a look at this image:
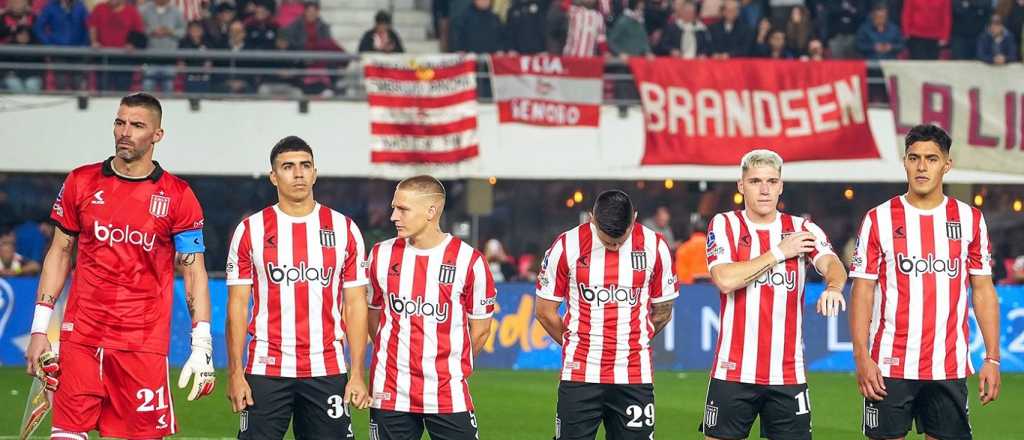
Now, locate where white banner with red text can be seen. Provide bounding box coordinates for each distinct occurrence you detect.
[629,59,881,165]
[880,61,1024,175]
[489,55,604,127]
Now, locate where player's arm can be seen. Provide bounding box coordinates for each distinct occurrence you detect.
[972,275,1000,405]
[25,226,76,376]
[343,284,371,409]
[226,283,253,412]
[709,231,815,293]
[814,254,848,317]
[467,252,497,356]
[469,318,492,356]
[535,237,569,345]
[651,301,673,335]
[535,297,565,345]
[176,252,212,323]
[175,251,216,401]
[850,277,886,400]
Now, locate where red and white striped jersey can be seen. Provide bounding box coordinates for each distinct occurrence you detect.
[563,5,606,57]
[849,195,991,380]
[705,210,835,386]
[367,234,496,414]
[226,203,368,378]
[536,223,677,385]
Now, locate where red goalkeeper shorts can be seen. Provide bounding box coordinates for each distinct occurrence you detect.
[52,341,178,439]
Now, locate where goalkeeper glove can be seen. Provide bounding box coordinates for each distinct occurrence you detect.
[177,321,216,401]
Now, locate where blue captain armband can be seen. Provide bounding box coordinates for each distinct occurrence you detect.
[174,229,206,254]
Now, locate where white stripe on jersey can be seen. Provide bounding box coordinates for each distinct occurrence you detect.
[250,214,270,376]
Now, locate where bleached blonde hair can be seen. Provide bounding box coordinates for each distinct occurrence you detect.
[740,149,783,175]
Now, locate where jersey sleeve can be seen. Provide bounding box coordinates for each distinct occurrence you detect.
[649,235,679,303]
[172,186,206,254]
[225,220,253,286]
[366,244,384,310]
[465,253,497,319]
[967,209,993,276]
[535,235,570,302]
[705,213,734,270]
[849,211,882,280]
[50,173,81,234]
[342,218,369,288]
[803,220,837,266]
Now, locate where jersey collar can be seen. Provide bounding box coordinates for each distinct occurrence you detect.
[101,156,164,182]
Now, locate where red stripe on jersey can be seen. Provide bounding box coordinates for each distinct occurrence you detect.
[570,225,594,382]
[918,214,937,379]
[434,239,462,412]
[460,252,479,411]
[726,216,752,382]
[708,215,737,376]
[780,215,800,384]
[263,208,282,377]
[408,254,429,412]
[754,230,773,384]
[965,208,983,374]
[627,227,646,384]
[600,244,620,383]
[869,209,886,363]
[890,198,910,378]
[944,199,962,376]
[381,239,407,411]
[319,208,341,375]
[293,222,312,377]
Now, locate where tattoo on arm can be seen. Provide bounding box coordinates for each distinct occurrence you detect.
[176,253,197,267]
[652,302,673,333]
[186,295,196,317]
[743,261,775,284]
[40,294,57,306]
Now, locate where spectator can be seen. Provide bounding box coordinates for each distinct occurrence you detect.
[784,5,812,54]
[767,0,803,28]
[856,4,903,59]
[202,1,234,48]
[802,36,824,60]
[216,19,255,93]
[358,9,405,53]
[33,0,88,89]
[824,0,866,59]
[545,0,568,53]
[997,0,1024,42]
[977,13,1018,64]
[141,0,187,93]
[951,0,991,60]
[562,0,606,56]
[0,232,40,277]
[738,0,762,29]
[643,0,671,36]
[709,0,754,58]
[1009,255,1024,284]
[283,0,330,50]
[244,0,277,50]
[655,0,710,57]
[642,206,677,249]
[88,0,144,91]
[608,0,650,56]
[755,27,795,58]
[178,20,213,93]
[258,32,302,97]
[13,220,52,264]
[699,0,723,23]
[275,0,303,27]
[753,16,770,47]
[502,0,546,54]
[901,0,950,59]
[1,0,35,43]
[450,0,503,53]
[674,219,710,284]
[432,0,450,51]
[484,238,515,282]
[3,25,43,92]
[172,0,205,22]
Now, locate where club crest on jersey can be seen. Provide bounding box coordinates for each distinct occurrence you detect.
[704,403,719,428]
[439,263,457,284]
[320,229,336,248]
[149,194,170,218]
[631,251,647,271]
[864,406,879,429]
[946,221,962,241]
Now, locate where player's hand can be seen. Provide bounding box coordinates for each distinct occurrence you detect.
[776,232,816,260]
[855,355,887,401]
[815,289,846,317]
[226,373,254,413]
[25,333,51,377]
[344,375,371,410]
[978,361,1000,405]
[177,323,216,401]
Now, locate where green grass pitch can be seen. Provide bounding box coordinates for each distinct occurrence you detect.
[0,368,1020,439]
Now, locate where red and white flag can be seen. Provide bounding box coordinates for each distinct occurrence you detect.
[490,55,604,127]
[364,54,479,164]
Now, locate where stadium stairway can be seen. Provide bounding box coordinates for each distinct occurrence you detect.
[321,0,438,54]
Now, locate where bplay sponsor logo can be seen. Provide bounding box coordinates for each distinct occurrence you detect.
[266,262,334,287]
[578,283,640,306]
[93,220,156,251]
[389,294,450,322]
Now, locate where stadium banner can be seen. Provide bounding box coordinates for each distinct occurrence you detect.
[363,54,480,164]
[627,59,881,165]
[489,55,604,127]
[880,61,1024,175]
[1,277,1023,373]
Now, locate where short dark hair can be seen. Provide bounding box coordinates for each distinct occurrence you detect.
[119,92,162,122]
[627,0,642,10]
[270,136,314,166]
[592,190,635,238]
[904,124,952,154]
[375,10,391,24]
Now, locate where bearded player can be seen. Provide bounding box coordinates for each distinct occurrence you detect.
[25,92,216,440]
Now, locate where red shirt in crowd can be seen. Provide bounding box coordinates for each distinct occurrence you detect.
[87,1,143,47]
[901,0,951,41]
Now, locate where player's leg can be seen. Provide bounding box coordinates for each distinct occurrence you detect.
[50,342,102,438]
[292,374,355,440]
[423,411,480,440]
[95,348,176,439]
[237,374,295,439]
[862,378,917,440]
[912,379,972,440]
[370,408,426,440]
[554,381,605,440]
[757,384,812,440]
[697,378,760,440]
[600,383,655,440]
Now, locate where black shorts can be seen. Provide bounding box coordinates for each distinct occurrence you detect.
[238,374,354,440]
[369,408,479,440]
[698,378,812,440]
[862,377,971,440]
[555,381,655,440]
